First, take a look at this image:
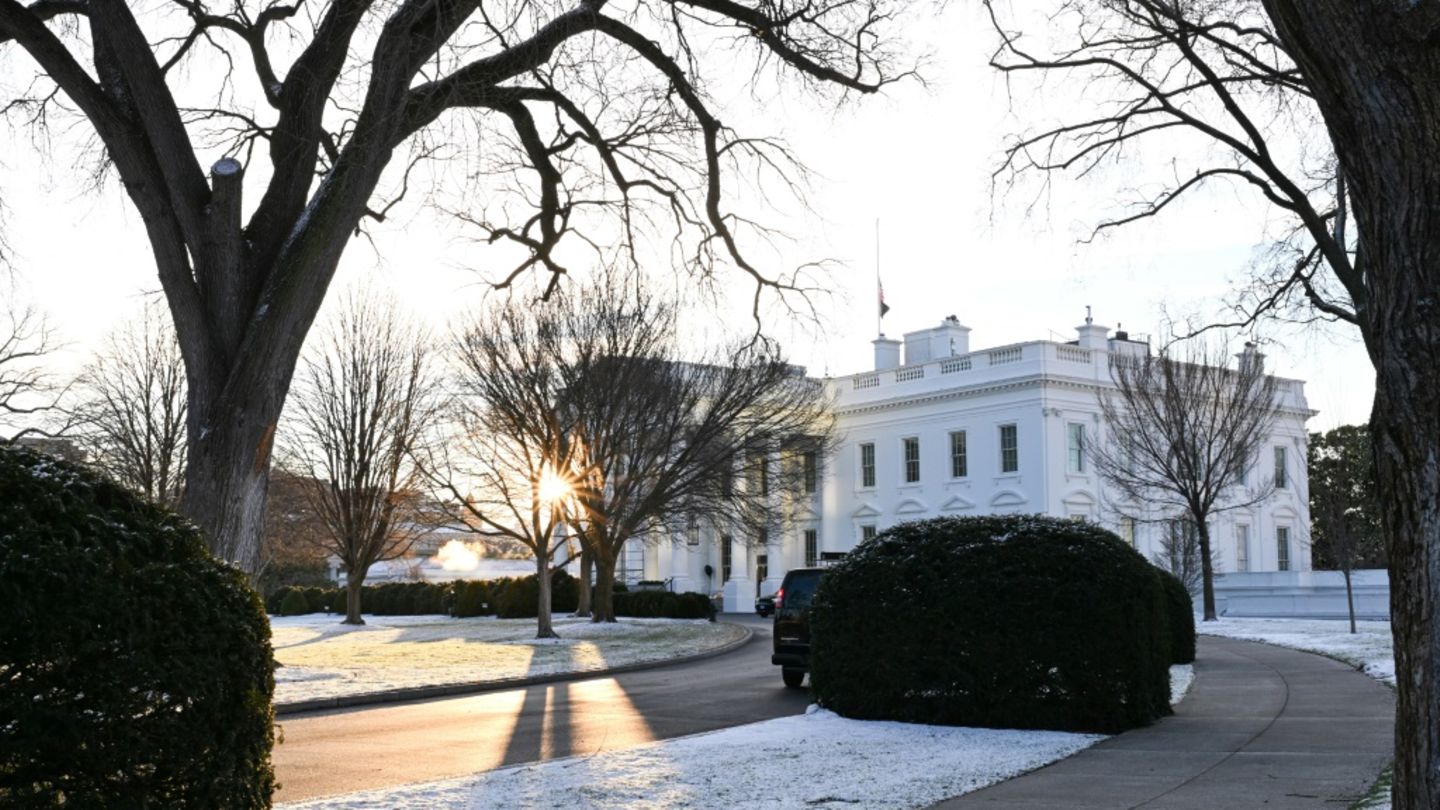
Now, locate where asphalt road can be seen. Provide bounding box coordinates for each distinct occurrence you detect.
[273,615,808,804]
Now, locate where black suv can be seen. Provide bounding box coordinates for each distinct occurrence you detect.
[771,567,824,688]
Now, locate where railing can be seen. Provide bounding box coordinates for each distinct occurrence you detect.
[895,366,925,382]
[939,356,972,374]
[988,347,1023,365]
[853,372,880,389]
[1057,346,1092,364]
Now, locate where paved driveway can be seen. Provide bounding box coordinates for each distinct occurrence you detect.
[932,636,1395,809]
[273,616,801,803]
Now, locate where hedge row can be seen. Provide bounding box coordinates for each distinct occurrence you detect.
[811,515,1189,735]
[268,572,709,620]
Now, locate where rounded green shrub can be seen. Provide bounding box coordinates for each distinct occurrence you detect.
[0,445,275,807]
[454,580,492,617]
[279,588,313,616]
[1155,568,1197,664]
[810,515,1171,734]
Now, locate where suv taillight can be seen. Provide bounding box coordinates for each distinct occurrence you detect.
[774,587,784,609]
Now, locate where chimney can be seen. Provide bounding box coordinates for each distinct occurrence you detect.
[1237,342,1265,374]
[1075,322,1110,350]
[931,314,971,359]
[873,336,901,370]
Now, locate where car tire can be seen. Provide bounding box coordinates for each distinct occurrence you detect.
[782,667,806,688]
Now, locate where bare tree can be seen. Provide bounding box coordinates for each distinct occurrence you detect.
[1309,424,1384,634]
[985,0,1353,333]
[1091,344,1280,621]
[430,269,834,629]
[0,299,65,442]
[1155,518,1209,598]
[280,292,439,625]
[986,3,1440,798]
[555,276,835,623]
[72,301,187,506]
[0,0,913,574]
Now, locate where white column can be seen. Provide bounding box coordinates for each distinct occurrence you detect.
[721,535,752,613]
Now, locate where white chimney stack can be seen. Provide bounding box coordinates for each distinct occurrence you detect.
[873,336,901,371]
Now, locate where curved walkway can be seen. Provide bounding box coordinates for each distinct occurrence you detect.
[933,636,1394,809]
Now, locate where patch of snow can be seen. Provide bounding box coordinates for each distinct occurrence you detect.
[1170,663,1194,705]
[1198,617,1394,685]
[279,708,1104,810]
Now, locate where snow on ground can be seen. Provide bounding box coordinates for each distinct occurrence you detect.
[1170,663,1194,706]
[280,706,1104,810]
[281,665,1194,809]
[272,615,745,705]
[1197,617,1395,685]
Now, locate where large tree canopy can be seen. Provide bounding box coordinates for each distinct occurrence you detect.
[0,0,915,571]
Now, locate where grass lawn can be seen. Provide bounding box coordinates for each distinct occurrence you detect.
[271,614,746,705]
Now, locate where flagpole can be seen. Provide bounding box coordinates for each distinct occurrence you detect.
[875,218,881,338]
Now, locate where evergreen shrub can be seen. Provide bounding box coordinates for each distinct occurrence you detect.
[279,588,313,616]
[612,590,713,619]
[493,570,579,618]
[0,446,274,807]
[453,580,492,617]
[810,515,1172,734]
[1155,568,1197,664]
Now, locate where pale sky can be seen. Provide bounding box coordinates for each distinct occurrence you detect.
[0,3,1374,431]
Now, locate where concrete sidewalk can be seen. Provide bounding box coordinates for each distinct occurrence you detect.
[932,636,1394,809]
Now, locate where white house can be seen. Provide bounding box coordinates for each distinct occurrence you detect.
[616,315,1315,612]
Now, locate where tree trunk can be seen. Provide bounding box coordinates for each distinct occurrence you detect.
[574,546,593,618]
[592,550,618,624]
[535,556,558,639]
[181,396,278,573]
[344,571,365,626]
[1259,4,1440,804]
[1344,567,1357,635]
[1196,518,1218,621]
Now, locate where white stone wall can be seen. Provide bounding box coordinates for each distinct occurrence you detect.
[637,321,1315,613]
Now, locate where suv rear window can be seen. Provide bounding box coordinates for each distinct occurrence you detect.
[782,570,822,611]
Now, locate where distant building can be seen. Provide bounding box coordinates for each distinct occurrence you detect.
[622,315,1314,612]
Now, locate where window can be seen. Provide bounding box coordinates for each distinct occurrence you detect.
[804,529,818,567]
[903,437,920,483]
[760,456,770,495]
[802,451,818,494]
[1235,525,1250,572]
[950,431,968,478]
[756,554,768,586]
[1277,527,1290,571]
[1067,423,1086,473]
[999,424,1018,473]
[686,517,700,546]
[1274,446,1288,489]
[861,524,878,543]
[860,443,876,488]
[1120,517,1136,548]
[720,458,734,498]
[721,534,733,582]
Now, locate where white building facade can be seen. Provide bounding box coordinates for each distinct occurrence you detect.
[624,316,1315,612]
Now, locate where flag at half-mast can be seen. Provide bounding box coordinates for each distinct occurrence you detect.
[878,277,890,319]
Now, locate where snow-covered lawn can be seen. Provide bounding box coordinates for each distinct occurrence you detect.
[272,615,746,705]
[1197,616,1395,685]
[281,665,1194,808]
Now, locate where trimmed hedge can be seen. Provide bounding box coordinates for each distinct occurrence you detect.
[810,515,1172,734]
[613,590,714,620]
[0,445,275,807]
[1155,568,1197,664]
[279,588,312,616]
